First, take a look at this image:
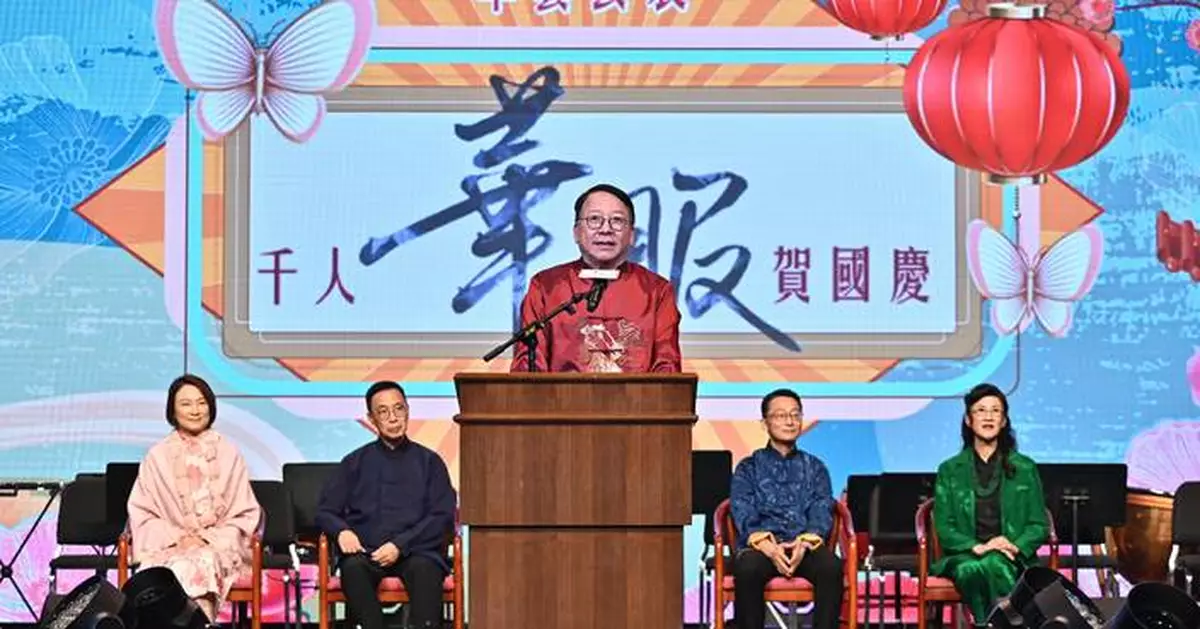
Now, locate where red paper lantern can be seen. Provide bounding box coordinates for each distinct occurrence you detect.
[902,3,1130,185]
[825,0,947,39]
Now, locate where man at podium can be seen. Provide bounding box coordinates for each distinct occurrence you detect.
[510,183,682,373]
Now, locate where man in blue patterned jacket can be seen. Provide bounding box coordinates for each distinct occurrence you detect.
[729,388,843,629]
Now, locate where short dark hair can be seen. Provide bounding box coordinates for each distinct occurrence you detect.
[760,388,803,418]
[574,183,636,225]
[365,380,407,412]
[166,374,217,429]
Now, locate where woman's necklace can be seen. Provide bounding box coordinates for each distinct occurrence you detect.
[974,459,1002,497]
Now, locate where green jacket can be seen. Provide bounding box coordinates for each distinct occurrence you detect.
[930,449,1049,575]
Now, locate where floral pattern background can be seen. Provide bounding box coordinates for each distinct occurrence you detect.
[1,0,1200,624]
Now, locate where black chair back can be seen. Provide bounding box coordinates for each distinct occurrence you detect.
[692,450,732,545]
[1173,481,1200,546]
[282,462,338,540]
[58,475,121,546]
[872,473,935,551]
[104,462,140,533]
[250,480,296,549]
[845,474,879,538]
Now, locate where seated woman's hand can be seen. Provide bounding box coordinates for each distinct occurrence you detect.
[177,533,206,550]
[985,536,1018,560]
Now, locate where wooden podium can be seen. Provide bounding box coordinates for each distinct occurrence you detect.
[453,372,699,629]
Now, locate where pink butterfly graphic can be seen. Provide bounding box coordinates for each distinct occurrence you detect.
[965,219,1104,338]
[155,0,375,143]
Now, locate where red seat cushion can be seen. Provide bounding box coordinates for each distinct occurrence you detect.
[231,574,254,590]
[722,576,814,591]
[923,576,957,589]
[326,575,456,592]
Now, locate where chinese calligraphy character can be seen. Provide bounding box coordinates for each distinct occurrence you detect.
[629,170,802,353]
[892,246,930,304]
[774,247,811,303]
[591,0,629,13]
[258,248,296,306]
[454,66,565,169]
[833,246,870,302]
[360,67,592,331]
[646,0,688,13]
[316,246,355,305]
[476,0,517,15]
[534,0,571,14]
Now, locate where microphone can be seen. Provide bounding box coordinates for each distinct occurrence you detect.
[579,268,619,313]
[586,279,608,312]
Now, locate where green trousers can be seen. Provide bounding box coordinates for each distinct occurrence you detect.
[942,551,1021,623]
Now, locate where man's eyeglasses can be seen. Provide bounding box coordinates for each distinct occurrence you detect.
[579,215,630,232]
[374,405,409,420]
[766,412,803,423]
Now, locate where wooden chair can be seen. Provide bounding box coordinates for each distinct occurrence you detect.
[915,499,1059,629]
[118,525,264,629]
[713,497,860,629]
[316,512,464,629]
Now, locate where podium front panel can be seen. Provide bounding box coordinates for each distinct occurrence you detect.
[459,420,692,526]
[469,527,683,629]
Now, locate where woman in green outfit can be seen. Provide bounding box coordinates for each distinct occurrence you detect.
[931,383,1049,625]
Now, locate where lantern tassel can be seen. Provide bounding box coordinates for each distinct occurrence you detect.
[1015,184,1042,262]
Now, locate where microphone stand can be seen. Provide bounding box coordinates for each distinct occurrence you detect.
[482,288,593,370]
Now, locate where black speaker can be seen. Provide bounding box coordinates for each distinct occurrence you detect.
[120,567,210,629]
[1103,583,1200,629]
[988,566,1106,629]
[39,575,128,629]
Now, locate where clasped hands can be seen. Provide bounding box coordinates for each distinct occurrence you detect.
[973,536,1019,561]
[178,532,207,550]
[752,532,823,577]
[337,530,400,567]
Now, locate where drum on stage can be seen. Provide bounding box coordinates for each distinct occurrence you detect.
[1109,488,1174,584]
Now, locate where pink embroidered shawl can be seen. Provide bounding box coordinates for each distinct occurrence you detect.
[127,430,262,607]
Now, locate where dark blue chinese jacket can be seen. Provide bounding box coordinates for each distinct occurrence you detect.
[316,438,456,570]
[729,445,835,549]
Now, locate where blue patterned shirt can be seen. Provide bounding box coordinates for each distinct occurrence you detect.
[730,445,835,549]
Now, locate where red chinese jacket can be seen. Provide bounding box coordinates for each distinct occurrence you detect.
[510,259,683,373]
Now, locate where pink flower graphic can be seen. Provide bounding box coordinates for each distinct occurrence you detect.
[1187,19,1200,53]
[0,513,93,622]
[1077,0,1114,25]
[1126,420,1200,495]
[1188,347,1200,405]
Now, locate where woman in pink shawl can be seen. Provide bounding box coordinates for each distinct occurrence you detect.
[127,374,263,621]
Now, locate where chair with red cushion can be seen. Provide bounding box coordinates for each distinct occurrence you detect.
[118,515,264,629]
[316,510,464,629]
[713,497,860,629]
[915,498,1059,629]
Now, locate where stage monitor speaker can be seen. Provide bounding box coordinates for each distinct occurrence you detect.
[120,567,210,629]
[1103,582,1200,629]
[988,565,1105,629]
[39,575,128,629]
[988,566,1200,629]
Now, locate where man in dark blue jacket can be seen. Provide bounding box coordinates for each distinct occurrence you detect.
[316,380,456,629]
[730,388,843,629]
